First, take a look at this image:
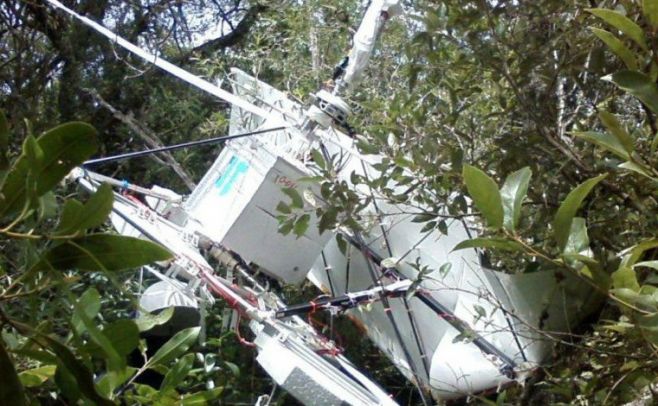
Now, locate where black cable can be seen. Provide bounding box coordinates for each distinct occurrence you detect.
[82,126,288,166]
[357,239,430,406]
[340,231,518,378]
[332,56,349,81]
[344,244,352,293]
[360,160,432,380]
[321,251,336,297]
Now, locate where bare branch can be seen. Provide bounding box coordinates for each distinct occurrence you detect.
[87,89,197,191]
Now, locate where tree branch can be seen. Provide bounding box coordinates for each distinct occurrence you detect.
[179,4,267,62]
[87,89,197,191]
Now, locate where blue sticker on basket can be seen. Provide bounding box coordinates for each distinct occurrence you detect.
[215,156,249,196]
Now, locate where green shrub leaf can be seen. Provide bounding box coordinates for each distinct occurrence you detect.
[135,308,174,332]
[590,28,638,70]
[28,329,113,405]
[587,8,647,50]
[102,320,139,357]
[612,266,640,291]
[38,234,172,271]
[160,353,195,391]
[0,111,9,171]
[573,131,630,160]
[0,122,97,218]
[643,0,658,29]
[282,187,303,209]
[462,165,504,229]
[71,289,125,372]
[18,365,56,388]
[145,327,200,368]
[500,167,532,232]
[293,214,310,238]
[56,183,114,235]
[607,71,658,114]
[0,340,26,406]
[553,174,606,252]
[598,111,635,154]
[181,387,224,405]
[71,288,101,335]
[453,237,525,252]
[563,217,590,255]
[618,161,652,178]
[96,367,136,398]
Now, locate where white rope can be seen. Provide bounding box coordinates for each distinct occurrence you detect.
[44,0,280,122]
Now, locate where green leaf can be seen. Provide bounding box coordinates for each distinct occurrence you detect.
[311,148,326,170]
[278,219,294,235]
[96,367,136,398]
[0,122,97,218]
[500,167,531,232]
[607,71,658,114]
[621,239,658,268]
[145,327,200,369]
[318,207,337,234]
[412,213,436,223]
[10,348,57,365]
[336,233,348,255]
[30,331,113,405]
[160,353,195,391]
[420,221,437,233]
[598,111,635,154]
[55,363,82,403]
[562,253,600,267]
[618,161,653,178]
[453,237,525,252]
[223,361,240,377]
[643,0,658,29]
[275,201,291,214]
[282,187,303,209]
[135,307,174,332]
[38,191,58,220]
[462,165,504,229]
[563,217,590,255]
[18,365,56,388]
[71,289,124,372]
[473,304,487,319]
[612,266,641,291]
[0,340,26,406]
[181,387,224,405]
[24,135,43,170]
[38,234,172,271]
[553,174,606,252]
[356,139,380,155]
[71,288,101,335]
[293,214,310,238]
[0,110,9,171]
[56,184,114,235]
[102,320,139,357]
[22,136,41,213]
[573,131,630,160]
[638,312,658,345]
[587,8,647,50]
[132,383,159,399]
[58,200,84,230]
[590,28,638,70]
[634,260,658,270]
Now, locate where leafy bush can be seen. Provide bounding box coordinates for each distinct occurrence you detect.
[0,113,222,404]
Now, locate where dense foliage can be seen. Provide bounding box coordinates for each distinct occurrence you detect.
[6,0,658,404]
